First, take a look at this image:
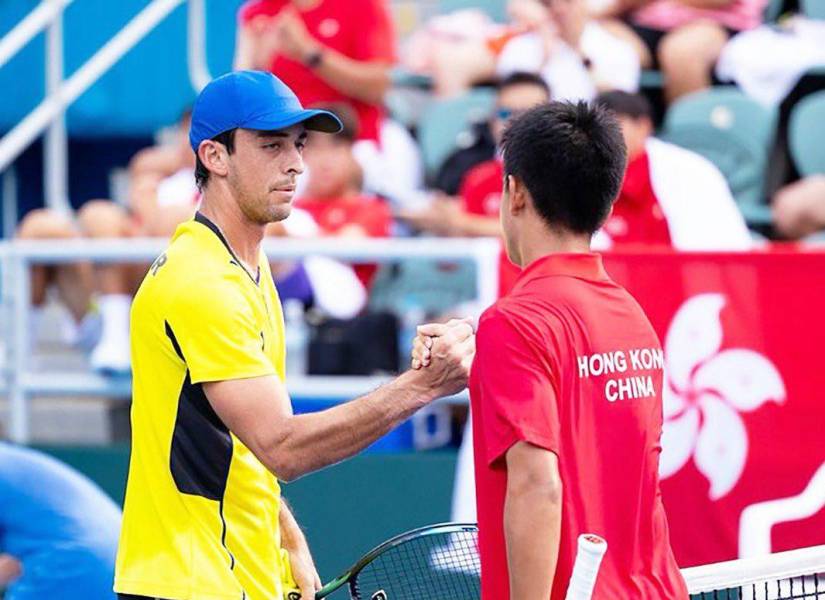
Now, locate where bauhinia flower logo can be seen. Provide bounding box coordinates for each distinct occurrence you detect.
[659,294,786,500]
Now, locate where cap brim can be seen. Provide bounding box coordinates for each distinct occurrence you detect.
[245,108,343,134]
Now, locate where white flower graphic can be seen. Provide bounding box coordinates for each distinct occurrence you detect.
[659,294,786,500]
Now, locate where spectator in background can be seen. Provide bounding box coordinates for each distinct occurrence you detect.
[401,73,551,297]
[596,0,767,103]
[294,104,392,289]
[497,0,640,101]
[234,0,425,212]
[0,442,121,600]
[15,111,198,375]
[594,91,752,249]
[772,176,825,239]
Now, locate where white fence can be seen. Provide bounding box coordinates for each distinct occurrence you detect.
[0,237,501,443]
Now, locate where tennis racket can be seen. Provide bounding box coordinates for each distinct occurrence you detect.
[288,522,480,600]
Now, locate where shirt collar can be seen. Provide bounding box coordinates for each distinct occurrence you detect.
[511,252,608,292]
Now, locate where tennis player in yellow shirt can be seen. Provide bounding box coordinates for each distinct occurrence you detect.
[114,71,475,600]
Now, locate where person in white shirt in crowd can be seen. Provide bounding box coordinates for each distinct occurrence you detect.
[595,0,767,104]
[593,90,752,250]
[15,111,198,375]
[497,0,641,101]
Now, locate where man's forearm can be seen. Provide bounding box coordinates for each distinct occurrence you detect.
[311,48,390,106]
[504,480,562,599]
[279,500,307,551]
[269,370,437,481]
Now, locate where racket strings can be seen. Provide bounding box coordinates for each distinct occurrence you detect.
[351,530,481,600]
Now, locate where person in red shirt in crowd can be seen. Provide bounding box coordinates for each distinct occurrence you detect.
[294,104,392,288]
[401,72,551,297]
[593,90,750,251]
[235,0,393,143]
[414,102,688,599]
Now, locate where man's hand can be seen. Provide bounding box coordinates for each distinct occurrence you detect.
[410,318,476,397]
[274,7,319,62]
[286,545,322,600]
[0,553,22,587]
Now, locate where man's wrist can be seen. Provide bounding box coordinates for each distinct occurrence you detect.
[302,44,324,69]
[396,369,441,406]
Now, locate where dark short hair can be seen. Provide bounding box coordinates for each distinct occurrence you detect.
[194,128,236,191]
[501,101,627,235]
[594,91,652,120]
[497,72,551,98]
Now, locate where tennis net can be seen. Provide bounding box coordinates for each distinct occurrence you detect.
[683,545,825,599]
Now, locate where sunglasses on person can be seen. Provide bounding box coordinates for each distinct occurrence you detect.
[495,107,527,121]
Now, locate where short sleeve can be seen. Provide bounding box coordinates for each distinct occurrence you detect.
[352,0,396,62]
[238,0,281,26]
[474,310,560,465]
[167,278,276,384]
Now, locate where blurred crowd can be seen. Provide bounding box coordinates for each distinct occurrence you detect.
[16,0,825,376]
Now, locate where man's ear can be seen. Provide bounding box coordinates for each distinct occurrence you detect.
[198,140,230,179]
[506,174,528,216]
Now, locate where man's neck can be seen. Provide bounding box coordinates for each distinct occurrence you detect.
[518,221,592,268]
[199,191,265,270]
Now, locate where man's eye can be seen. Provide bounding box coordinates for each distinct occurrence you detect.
[263,142,281,149]
[296,142,306,152]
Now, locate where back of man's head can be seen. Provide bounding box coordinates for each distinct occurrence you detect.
[594,91,652,121]
[501,101,627,234]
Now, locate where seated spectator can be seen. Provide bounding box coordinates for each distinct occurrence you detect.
[772,176,825,239]
[400,72,552,296]
[234,0,425,212]
[402,0,549,97]
[594,90,752,249]
[596,0,767,103]
[294,104,393,289]
[16,111,197,375]
[0,442,121,600]
[497,0,640,101]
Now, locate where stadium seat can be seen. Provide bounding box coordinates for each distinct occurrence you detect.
[763,0,785,21]
[417,88,496,176]
[789,90,825,176]
[800,0,825,19]
[438,0,508,22]
[661,87,778,227]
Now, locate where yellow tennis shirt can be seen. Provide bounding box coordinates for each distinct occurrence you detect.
[115,213,288,600]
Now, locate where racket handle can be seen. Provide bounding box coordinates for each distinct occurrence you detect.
[564,534,607,600]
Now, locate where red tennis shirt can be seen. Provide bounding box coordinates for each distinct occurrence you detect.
[470,253,687,600]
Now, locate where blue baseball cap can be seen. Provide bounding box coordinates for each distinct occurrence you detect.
[189,70,343,152]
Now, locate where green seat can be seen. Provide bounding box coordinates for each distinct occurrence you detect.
[789,90,825,176]
[763,0,785,21]
[438,0,508,22]
[661,87,778,226]
[801,0,825,19]
[417,88,496,176]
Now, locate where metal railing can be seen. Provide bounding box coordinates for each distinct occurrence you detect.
[0,0,211,213]
[0,236,501,443]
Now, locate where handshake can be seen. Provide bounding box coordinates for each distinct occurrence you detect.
[409,317,477,398]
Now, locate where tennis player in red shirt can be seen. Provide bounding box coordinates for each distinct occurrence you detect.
[414,102,688,599]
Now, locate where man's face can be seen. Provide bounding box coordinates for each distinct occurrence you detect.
[492,83,550,146]
[302,132,361,200]
[616,114,652,161]
[226,126,306,225]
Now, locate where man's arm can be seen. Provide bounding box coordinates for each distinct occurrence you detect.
[279,500,321,599]
[204,323,473,482]
[0,553,22,587]
[504,441,563,600]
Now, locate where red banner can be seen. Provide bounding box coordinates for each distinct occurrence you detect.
[603,249,825,566]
